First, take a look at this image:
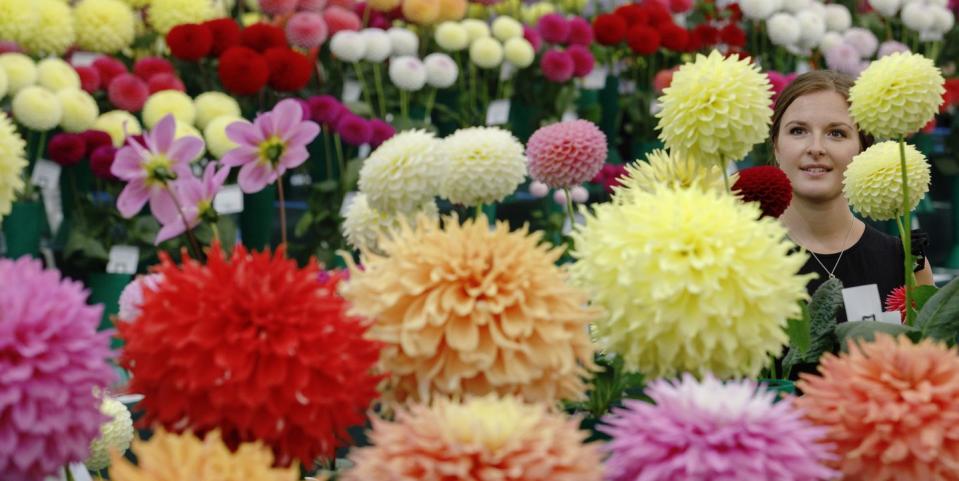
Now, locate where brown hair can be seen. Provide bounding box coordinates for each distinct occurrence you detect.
[770,70,873,151]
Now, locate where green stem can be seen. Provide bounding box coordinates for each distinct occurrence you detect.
[352,63,374,111]
[372,63,388,118]
[424,88,437,125]
[65,466,75,481]
[334,134,346,181]
[34,130,47,164]
[475,203,484,220]
[400,89,410,124]
[323,132,334,179]
[166,186,201,258]
[899,137,916,325]
[563,187,576,233]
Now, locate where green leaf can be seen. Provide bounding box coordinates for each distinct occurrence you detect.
[917,276,959,343]
[785,301,812,354]
[835,321,919,352]
[294,211,313,238]
[782,277,843,370]
[912,285,939,312]
[340,158,363,192]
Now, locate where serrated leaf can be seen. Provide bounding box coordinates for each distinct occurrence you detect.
[782,278,843,371]
[836,321,918,352]
[917,276,959,343]
[786,301,812,354]
[912,285,939,312]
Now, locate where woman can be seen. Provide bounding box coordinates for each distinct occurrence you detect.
[772,70,934,315]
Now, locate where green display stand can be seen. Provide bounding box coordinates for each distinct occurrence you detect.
[239,184,277,250]
[87,271,132,348]
[2,200,45,259]
[598,75,622,164]
[508,99,545,143]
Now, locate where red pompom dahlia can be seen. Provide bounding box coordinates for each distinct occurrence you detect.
[593,13,627,46]
[166,23,214,61]
[241,22,288,52]
[263,47,313,92]
[732,165,792,218]
[203,18,242,56]
[218,46,270,95]
[118,244,383,467]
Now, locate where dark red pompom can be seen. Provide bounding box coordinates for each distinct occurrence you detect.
[166,23,214,61]
[692,24,720,47]
[240,23,288,53]
[217,46,270,96]
[626,25,660,55]
[657,22,689,52]
[47,133,87,167]
[203,18,242,56]
[263,47,313,92]
[593,13,627,46]
[614,4,648,26]
[720,23,746,48]
[732,165,792,218]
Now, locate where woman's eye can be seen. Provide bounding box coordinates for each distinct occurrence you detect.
[828,129,847,138]
[789,127,805,135]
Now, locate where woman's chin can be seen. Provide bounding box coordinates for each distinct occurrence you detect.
[793,187,843,204]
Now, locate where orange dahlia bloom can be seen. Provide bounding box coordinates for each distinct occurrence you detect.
[341,215,599,406]
[342,395,604,481]
[796,333,959,481]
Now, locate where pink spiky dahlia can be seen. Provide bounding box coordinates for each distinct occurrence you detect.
[526,119,607,188]
[0,257,116,480]
[600,374,837,481]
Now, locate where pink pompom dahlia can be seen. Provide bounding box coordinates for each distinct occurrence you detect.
[601,374,837,481]
[526,119,607,188]
[0,258,116,480]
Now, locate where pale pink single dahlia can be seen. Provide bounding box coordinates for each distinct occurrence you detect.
[526,119,607,188]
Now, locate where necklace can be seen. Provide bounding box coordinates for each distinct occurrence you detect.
[802,220,855,280]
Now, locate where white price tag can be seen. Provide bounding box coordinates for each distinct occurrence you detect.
[486,99,511,126]
[31,159,61,191]
[499,62,516,81]
[877,311,904,324]
[70,52,99,67]
[106,245,139,275]
[583,66,608,90]
[289,173,312,186]
[562,212,585,235]
[561,109,578,122]
[842,284,883,322]
[213,184,244,214]
[358,143,371,159]
[342,80,362,103]
[340,191,358,217]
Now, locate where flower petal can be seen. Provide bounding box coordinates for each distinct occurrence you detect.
[220,148,258,167]
[154,218,187,245]
[111,147,146,180]
[149,188,181,224]
[117,181,150,218]
[168,136,205,166]
[152,115,177,154]
[272,99,302,135]
[238,162,276,193]
[284,121,320,147]
[279,147,309,170]
[226,120,262,146]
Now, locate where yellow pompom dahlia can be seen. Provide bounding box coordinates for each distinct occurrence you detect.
[12,86,62,131]
[570,185,811,379]
[0,0,38,45]
[341,192,438,254]
[843,140,930,221]
[74,0,136,54]
[0,113,27,222]
[436,126,527,206]
[193,91,241,130]
[36,58,80,92]
[850,52,945,140]
[344,395,604,481]
[203,115,244,159]
[657,50,773,168]
[58,88,100,133]
[23,0,76,57]
[148,0,217,35]
[109,429,299,481]
[358,129,443,213]
[0,53,38,95]
[85,398,134,471]
[612,149,726,203]
[95,110,142,146]
[142,90,195,129]
[341,216,599,405]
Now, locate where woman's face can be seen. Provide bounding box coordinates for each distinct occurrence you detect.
[775,90,863,203]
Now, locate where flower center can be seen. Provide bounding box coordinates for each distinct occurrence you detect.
[259,136,287,166]
[197,199,216,223]
[144,154,176,186]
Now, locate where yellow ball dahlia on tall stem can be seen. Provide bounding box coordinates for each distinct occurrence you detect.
[849,52,945,325]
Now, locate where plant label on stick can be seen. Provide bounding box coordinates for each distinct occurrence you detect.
[842,284,883,322]
[214,184,244,214]
[106,245,139,275]
[342,80,362,103]
[486,99,510,126]
[583,66,608,90]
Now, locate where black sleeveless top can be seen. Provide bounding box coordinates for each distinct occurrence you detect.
[798,224,905,323]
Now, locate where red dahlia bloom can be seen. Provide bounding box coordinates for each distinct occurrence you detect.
[203,18,242,56]
[166,23,214,61]
[732,165,792,218]
[147,73,186,93]
[658,22,689,51]
[884,286,917,322]
[241,23,288,53]
[721,23,746,47]
[263,47,313,92]
[47,133,87,166]
[217,46,270,95]
[593,14,627,45]
[614,4,648,26]
[693,24,720,46]
[118,244,383,467]
[626,25,660,55]
[133,57,175,81]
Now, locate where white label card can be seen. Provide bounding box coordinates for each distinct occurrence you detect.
[340,191,358,217]
[358,143,371,159]
[877,311,904,324]
[583,66,608,90]
[486,99,510,126]
[842,284,883,322]
[106,245,139,275]
[342,80,362,103]
[499,63,516,81]
[562,109,578,122]
[31,159,61,191]
[213,184,244,214]
[70,52,99,68]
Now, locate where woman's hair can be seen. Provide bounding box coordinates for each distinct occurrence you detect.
[770,70,873,151]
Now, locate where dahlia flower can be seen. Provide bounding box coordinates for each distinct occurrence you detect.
[885,285,910,322]
[110,429,299,481]
[204,115,245,159]
[58,88,100,133]
[850,52,945,139]
[503,37,535,67]
[286,11,328,49]
[0,52,37,95]
[148,0,216,34]
[657,50,773,168]
[423,52,458,88]
[342,192,438,253]
[193,91,241,130]
[358,129,443,213]
[94,110,142,146]
[570,185,811,378]
[492,16,523,41]
[117,273,165,322]
[220,98,320,193]
[341,216,598,405]
[0,257,116,480]
[118,245,382,466]
[0,113,26,221]
[436,127,527,206]
[526,119,607,188]
[86,397,134,471]
[154,163,229,244]
[12,85,62,131]
[469,37,504,69]
[796,334,959,480]
[612,149,725,203]
[435,21,469,51]
[343,395,604,481]
[0,0,36,45]
[111,114,202,219]
[732,165,792,218]
[387,27,419,56]
[388,55,428,91]
[142,89,195,129]
[23,0,75,57]
[74,0,136,54]
[601,374,837,481]
[843,140,931,221]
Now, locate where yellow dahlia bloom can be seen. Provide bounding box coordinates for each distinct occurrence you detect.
[0,113,27,222]
[95,110,142,146]
[570,185,811,379]
[0,0,38,45]
[86,398,134,471]
[612,149,726,203]
[657,50,773,168]
[58,88,100,132]
[344,395,604,481]
[341,216,599,405]
[204,115,244,159]
[142,90,195,129]
[358,129,443,213]
[0,53,38,95]
[12,86,62,132]
[0,68,6,99]
[436,127,527,206]
[843,140,931,221]
[75,0,136,54]
[36,58,80,92]
[193,91,241,130]
[110,429,299,481]
[23,0,76,56]
[148,0,217,35]
[850,52,945,140]
[341,192,438,254]
[121,0,152,7]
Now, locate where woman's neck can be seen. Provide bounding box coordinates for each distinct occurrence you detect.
[780,196,863,254]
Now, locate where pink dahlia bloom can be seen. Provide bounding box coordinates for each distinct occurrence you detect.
[111,114,204,219]
[221,98,320,193]
[538,13,570,44]
[0,258,116,480]
[526,119,607,188]
[286,11,329,49]
[600,374,838,481]
[155,162,230,244]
